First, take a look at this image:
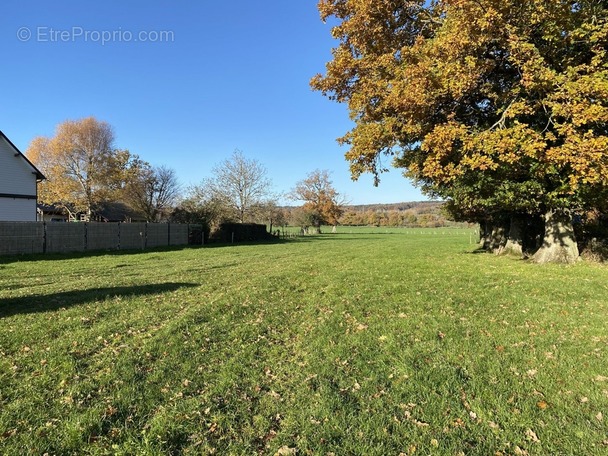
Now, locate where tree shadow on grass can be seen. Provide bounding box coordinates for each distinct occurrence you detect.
[0,282,198,318]
[0,245,203,265]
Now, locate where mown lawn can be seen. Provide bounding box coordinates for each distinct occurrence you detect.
[0,230,606,455]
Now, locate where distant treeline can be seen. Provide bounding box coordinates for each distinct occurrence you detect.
[283,201,472,228]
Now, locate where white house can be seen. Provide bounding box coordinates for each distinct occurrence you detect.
[0,130,45,221]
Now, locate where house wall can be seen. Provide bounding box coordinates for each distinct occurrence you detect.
[0,135,38,221]
[0,198,38,222]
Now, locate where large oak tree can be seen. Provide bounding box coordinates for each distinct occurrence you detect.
[313,0,608,263]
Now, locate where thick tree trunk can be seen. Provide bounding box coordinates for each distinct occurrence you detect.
[479,222,491,249]
[533,210,579,264]
[489,224,507,254]
[502,216,524,257]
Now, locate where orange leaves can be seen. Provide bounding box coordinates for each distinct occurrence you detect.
[314,0,608,215]
[536,400,548,410]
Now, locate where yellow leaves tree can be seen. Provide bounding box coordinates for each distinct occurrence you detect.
[27,117,118,219]
[313,0,608,263]
[27,117,150,220]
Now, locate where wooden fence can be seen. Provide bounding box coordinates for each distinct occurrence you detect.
[0,222,196,256]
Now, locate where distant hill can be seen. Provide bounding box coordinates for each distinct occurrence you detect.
[284,200,471,228]
[344,201,444,213]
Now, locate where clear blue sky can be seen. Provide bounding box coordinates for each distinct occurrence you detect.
[0,0,426,205]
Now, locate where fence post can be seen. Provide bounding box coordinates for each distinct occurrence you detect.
[84,222,88,251]
[118,221,121,250]
[43,221,47,254]
[167,222,171,246]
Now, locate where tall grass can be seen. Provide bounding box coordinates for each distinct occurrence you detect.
[0,230,606,454]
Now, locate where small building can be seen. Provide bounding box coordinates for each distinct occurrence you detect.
[0,131,45,221]
[37,204,69,222]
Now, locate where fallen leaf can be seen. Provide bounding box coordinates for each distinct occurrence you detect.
[536,400,548,410]
[596,412,603,421]
[525,428,540,443]
[275,446,297,456]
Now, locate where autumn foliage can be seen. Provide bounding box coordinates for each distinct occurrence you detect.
[291,170,344,229]
[27,117,180,222]
[313,0,608,262]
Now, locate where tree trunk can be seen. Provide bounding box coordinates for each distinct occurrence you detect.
[533,210,579,264]
[480,221,491,249]
[502,216,524,257]
[489,224,507,254]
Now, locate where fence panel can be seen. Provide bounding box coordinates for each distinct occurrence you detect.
[87,223,119,251]
[170,224,189,246]
[46,223,85,253]
[147,224,169,248]
[119,223,147,250]
[0,222,194,256]
[0,222,44,255]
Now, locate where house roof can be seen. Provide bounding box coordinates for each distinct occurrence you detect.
[0,130,45,181]
[95,201,147,222]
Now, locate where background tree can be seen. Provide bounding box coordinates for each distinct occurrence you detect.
[255,201,287,234]
[312,0,608,263]
[178,183,237,232]
[124,165,181,222]
[27,117,124,219]
[201,150,274,223]
[290,169,345,233]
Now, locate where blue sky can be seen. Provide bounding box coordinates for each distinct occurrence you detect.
[0,0,426,205]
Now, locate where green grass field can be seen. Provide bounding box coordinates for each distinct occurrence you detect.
[0,229,607,455]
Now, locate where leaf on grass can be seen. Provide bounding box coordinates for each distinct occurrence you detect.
[1,429,17,439]
[525,428,540,443]
[275,446,297,456]
[536,400,548,410]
